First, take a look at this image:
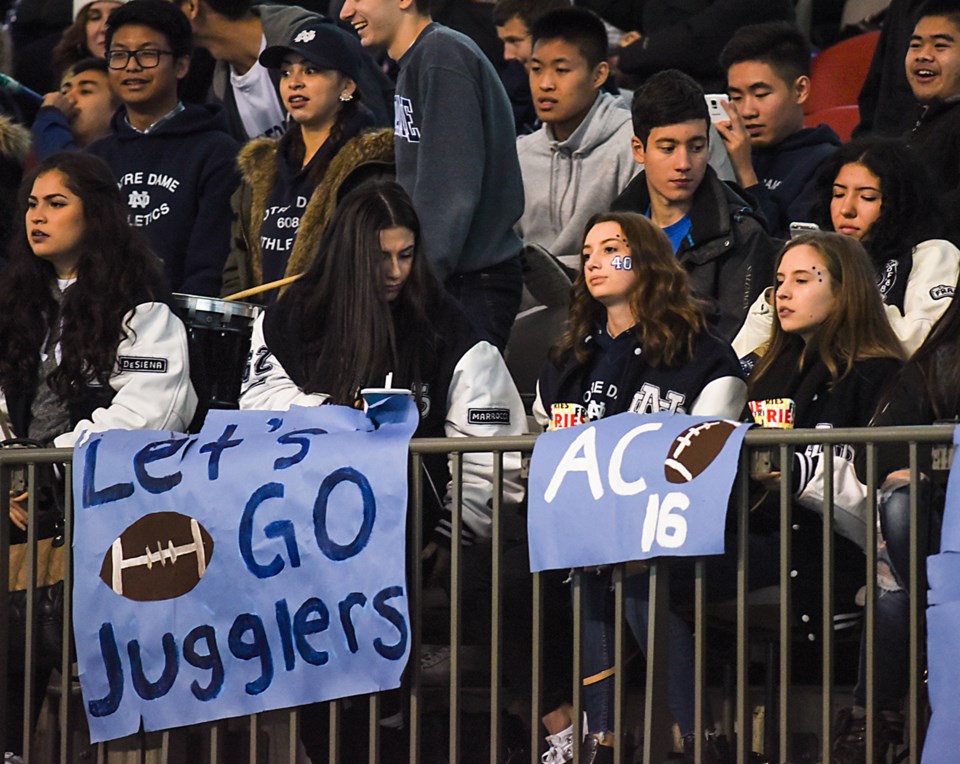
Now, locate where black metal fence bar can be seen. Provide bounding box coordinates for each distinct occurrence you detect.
[735,456,750,764]
[1,425,955,762]
[778,442,792,764]
[821,445,835,764]
[489,451,504,764]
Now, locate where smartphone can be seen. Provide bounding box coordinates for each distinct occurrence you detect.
[705,93,731,123]
[789,221,821,238]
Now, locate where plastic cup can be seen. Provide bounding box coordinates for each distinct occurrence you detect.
[360,387,414,412]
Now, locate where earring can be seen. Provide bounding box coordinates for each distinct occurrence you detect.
[339,92,354,102]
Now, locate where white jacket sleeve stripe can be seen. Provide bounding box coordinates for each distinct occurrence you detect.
[886,239,960,355]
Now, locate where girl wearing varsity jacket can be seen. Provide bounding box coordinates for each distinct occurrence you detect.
[0,152,196,456]
[747,232,904,653]
[0,152,195,757]
[734,137,959,358]
[239,181,525,549]
[533,212,745,762]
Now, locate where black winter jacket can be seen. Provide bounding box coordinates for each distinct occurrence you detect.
[748,124,840,239]
[612,166,777,341]
[535,325,745,426]
[907,99,960,246]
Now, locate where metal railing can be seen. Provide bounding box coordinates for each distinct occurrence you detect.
[1,424,950,763]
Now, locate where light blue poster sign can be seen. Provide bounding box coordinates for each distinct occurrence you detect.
[72,397,418,743]
[924,429,960,762]
[527,413,749,572]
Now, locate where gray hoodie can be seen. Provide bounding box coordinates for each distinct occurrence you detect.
[516,92,637,268]
[515,93,736,268]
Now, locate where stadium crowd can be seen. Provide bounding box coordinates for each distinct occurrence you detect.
[1,0,959,761]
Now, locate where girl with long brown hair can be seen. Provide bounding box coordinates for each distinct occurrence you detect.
[53,1,128,82]
[747,232,905,756]
[534,212,744,761]
[240,180,524,554]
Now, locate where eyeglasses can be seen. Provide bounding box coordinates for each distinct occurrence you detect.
[105,49,175,70]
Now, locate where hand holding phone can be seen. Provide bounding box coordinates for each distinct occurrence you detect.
[705,93,731,123]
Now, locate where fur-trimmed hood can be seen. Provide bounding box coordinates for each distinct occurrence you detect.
[0,115,31,165]
[235,127,394,286]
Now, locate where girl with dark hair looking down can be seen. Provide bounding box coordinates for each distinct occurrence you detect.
[734,137,960,358]
[240,180,525,556]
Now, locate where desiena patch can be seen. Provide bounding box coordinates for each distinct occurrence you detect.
[118,356,168,373]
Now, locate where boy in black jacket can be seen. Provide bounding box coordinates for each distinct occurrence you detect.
[612,69,776,341]
[716,22,840,239]
[87,0,238,296]
[904,0,960,245]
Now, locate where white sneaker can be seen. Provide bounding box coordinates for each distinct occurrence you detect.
[541,724,573,764]
[5,754,24,764]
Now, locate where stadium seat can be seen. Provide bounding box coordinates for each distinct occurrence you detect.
[804,104,861,141]
[805,30,880,114]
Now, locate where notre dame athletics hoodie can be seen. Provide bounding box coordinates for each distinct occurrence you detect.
[87,104,239,296]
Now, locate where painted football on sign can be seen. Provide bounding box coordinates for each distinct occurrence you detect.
[664,420,738,484]
[99,511,214,602]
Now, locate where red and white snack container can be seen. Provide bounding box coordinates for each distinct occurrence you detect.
[549,403,589,431]
[747,398,796,477]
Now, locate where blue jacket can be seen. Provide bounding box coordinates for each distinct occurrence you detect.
[87,104,239,296]
[747,124,841,239]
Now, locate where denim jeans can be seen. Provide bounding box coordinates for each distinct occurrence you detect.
[444,255,523,352]
[854,481,940,709]
[580,568,702,736]
[578,536,780,736]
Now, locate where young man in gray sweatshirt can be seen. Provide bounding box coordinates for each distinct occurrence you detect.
[341,0,524,350]
[516,7,637,270]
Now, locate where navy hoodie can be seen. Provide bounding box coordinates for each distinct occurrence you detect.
[746,124,840,239]
[87,104,239,296]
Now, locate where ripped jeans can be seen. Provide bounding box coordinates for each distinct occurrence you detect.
[853,479,940,709]
[580,567,703,736]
